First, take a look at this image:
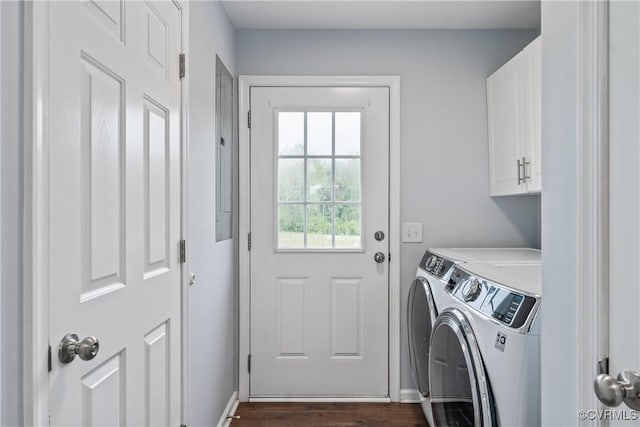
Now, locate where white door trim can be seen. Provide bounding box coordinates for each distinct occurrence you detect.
[23,1,51,423]
[0,0,3,414]
[238,75,401,402]
[576,1,608,423]
[22,2,191,424]
[178,2,191,425]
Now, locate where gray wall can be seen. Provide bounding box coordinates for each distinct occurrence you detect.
[188,2,238,425]
[236,29,541,390]
[540,2,580,425]
[1,1,23,425]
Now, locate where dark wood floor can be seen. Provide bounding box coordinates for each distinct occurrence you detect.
[230,402,429,427]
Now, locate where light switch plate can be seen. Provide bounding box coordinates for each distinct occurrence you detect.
[402,222,423,243]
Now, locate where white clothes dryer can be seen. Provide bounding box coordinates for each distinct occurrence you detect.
[428,262,542,426]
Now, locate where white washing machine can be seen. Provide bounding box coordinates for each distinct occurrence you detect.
[430,247,541,265]
[407,248,540,425]
[407,250,460,426]
[428,261,541,426]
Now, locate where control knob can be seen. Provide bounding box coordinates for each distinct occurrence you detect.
[462,278,482,302]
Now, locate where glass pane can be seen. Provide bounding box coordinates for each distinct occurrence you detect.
[307,112,332,155]
[307,158,332,202]
[334,204,361,249]
[430,323,475,427]
[278,112,304,155]
[278,159,304,202]
[307,204,332,248]
[278,204,304,248]
[335,112,361,155]
[335,159,361,202]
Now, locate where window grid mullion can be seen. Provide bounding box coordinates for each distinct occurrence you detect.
[303,112,308,248]
[279,155,361,160]
[279,201,360,206]
[331,111,336,248]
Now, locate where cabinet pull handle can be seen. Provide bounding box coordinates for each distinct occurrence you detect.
[517,157,531,185]
[517,159,523,185]
[522,157,531,182]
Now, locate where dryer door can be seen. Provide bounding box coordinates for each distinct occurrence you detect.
[429,308,496,427]
[407,276,438,397]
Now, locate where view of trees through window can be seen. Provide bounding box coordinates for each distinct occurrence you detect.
[277,111,362,249]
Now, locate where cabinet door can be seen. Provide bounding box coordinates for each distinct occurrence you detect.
[523,36,542,193]
[487,53,526,196]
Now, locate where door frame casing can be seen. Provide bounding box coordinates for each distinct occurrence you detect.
[576,0,608,424]
[178,3,191,425]
[23,2,51,423]
[238,75,401,402]
[22,2,191,424]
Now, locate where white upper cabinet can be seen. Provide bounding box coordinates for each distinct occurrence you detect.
[487,36,541,196]
[487,52,526,195]
[522,37,542,192]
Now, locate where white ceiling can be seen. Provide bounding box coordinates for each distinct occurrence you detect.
[220,1,541,30]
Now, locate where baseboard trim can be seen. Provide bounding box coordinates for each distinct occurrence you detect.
[217,390,240,427]
[249,397,392,403]
[399,388,422,403]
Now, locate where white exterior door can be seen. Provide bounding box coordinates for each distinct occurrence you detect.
[605,1,640,422]
[48,1,183,425]
[250,86,390,397]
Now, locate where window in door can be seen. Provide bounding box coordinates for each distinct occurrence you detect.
[277,111,362,250]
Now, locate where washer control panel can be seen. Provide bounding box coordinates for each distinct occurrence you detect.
[419,251,455,279]
[447,267,538,330]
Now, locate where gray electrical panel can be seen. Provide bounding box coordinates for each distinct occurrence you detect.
[215,56,233,241]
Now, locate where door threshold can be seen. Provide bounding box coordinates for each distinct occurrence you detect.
[249,397,392,403]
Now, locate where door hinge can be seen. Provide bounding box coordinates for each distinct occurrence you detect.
[48,344,52,372]
[247,110,252,128]
[389,253,391,262]
[248,232,252,251]
[248,354,251,373]
[180,240,186,263]
[598,357,609,375]
[179,53,186,79]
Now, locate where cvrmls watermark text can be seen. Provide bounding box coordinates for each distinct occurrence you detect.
[578,409,639,421]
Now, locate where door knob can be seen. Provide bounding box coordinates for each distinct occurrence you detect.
[58,333,100,364]
[374,252,386,263]
[594,371,640,410]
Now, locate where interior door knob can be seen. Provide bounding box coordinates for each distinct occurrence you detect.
[594,371,640,410]
[374,252,386,263]
[58,333,100,364]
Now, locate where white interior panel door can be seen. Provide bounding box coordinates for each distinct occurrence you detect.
[250,87,390,397]
[603,1,640,422]
[48,1,183,425]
